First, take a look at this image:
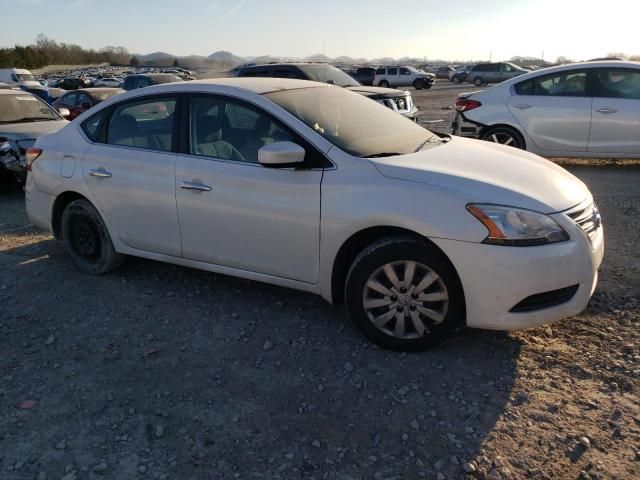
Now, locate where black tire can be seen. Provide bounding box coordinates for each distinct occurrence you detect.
[481,126,525,150]
[61,199,124,275]
[345,236,465,352]
[473,77,484,87]
[452,76,461,84]
[413,78,425,90]
[378,80,390,88]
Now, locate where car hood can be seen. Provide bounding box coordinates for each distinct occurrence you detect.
[0,120,67,141]
[370,136,590,213]
[346,86,410,99]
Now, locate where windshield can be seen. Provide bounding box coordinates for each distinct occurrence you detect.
[265,86,439,157]
[297,65,360,87]
[11,73,36,82]
[0,94,60,124]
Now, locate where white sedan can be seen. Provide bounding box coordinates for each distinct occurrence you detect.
[93,77,123,88]
[25,78,603,351]
[453,60,640,158]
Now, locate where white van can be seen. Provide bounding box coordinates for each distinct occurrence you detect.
[0,68,40,86]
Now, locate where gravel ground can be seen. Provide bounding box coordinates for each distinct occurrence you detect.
[0,82,639,480]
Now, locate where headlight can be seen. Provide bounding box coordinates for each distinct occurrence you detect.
[467,204,569,246]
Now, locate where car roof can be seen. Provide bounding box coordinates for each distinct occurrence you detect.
[69,88,123,94]
[148,77,329,95]
[507,60,640,82]
[240,62,333,68]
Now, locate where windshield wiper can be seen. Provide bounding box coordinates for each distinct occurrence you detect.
[9,117,57,123]
[366,152,402,158]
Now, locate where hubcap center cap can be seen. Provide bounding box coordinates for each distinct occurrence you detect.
[398,295,412,308]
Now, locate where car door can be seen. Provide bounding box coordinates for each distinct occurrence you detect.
[399,67,411,87]
[508,69,592,152]
[175,94,324,283]
[59,93,79,119]
[589,67,640,155]
[81,95,182,256]
[387,67,399,86]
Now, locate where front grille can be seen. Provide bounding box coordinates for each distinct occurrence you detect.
[566,203,601,243]
[509,284,580,313]
[392,96,410,111]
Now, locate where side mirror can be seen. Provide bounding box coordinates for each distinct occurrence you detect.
[57,107,71,119]
[258,141,305,167]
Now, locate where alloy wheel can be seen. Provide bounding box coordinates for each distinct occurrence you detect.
[362,260,449,340]
[486,132,517,147]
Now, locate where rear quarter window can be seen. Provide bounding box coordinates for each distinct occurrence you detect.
[82,109,107,142]
[514,79,534,95]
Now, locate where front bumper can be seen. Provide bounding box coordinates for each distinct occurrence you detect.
[432,200,604,331]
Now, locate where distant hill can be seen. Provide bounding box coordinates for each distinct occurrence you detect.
[131,50,531,71]
[208,51,244,65]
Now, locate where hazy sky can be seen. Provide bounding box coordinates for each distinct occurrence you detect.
[0,0,638,61]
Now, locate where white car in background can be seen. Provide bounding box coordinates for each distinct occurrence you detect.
[373,66,435,90]
[453,60,640,157]
[94,77,123,88]
[26,78,603,351]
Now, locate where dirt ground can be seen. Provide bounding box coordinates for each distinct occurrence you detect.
[0,81,639,480]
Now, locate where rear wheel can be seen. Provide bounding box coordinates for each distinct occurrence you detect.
[378,80,390,88]
[481,126,525,150]
[61,199,124,275]
[473,77,484,87]
[413,78,425,90]
[345,236,464,351]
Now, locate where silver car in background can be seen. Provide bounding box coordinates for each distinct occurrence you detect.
[465,62,528,86]
[452,60,640,158]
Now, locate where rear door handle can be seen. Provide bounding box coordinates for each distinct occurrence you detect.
[180,180,212,192]
[595,107,617,114]
[514,104,531,109]
[89,168,112,178]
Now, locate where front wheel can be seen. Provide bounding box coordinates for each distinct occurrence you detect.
[473,77,484,87]
[413,79,425,90]
[481,126,525,150]
[61,199,124,275]
[452,76,461,84]
[345,236,464,351]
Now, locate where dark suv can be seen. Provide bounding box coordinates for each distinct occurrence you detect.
[123,73,183,91]
[57,78,91,90]
[236,63,419,121]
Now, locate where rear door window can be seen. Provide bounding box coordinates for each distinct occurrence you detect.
[376,68,385,75]
[535,71,587,97]
[106,97,176,151]
[240,68,271,77]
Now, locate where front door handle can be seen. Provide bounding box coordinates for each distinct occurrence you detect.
[89,168,112,178]
[180,180,212,192]
[514,104,531,109]
[595,107,617,114]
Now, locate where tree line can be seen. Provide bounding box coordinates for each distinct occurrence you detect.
[0,34,130,69]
